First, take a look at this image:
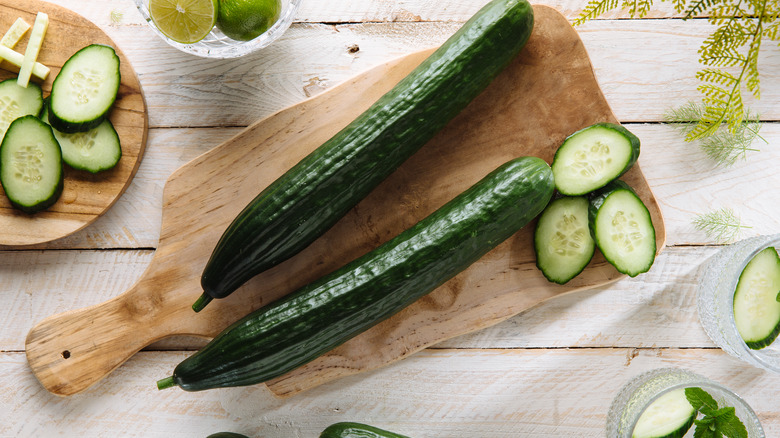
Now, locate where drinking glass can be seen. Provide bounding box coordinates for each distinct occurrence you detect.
[697,233,780,373]
[134,0,302,58]
[606,368,764,437]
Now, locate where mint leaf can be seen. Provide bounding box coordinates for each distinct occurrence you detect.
[714,409,748,438]
[687,387,719,411]
[694,423,721,438]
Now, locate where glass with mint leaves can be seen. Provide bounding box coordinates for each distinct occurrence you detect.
[697,234,780,372]
[606,368,764,438]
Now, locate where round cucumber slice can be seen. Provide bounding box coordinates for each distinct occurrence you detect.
[632,388,696,438]
[0,116,63,213]
[589,180,656,277]
[534,196,595,284]
[552,122,640,196]
[734,246,780,350]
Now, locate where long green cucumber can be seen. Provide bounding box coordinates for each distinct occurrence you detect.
[320,422,411,438]
[194,0,535,312]
[159,156,553,391]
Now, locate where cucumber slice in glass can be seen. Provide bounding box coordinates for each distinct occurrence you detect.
[589,180,656,277]
[49,44,120,133]
[734,246,780,350]
[552,122,640,196]
[632,388,696,438]
[534,196,595,284]
[0,115,63,213]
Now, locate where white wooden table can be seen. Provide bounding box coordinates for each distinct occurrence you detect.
[2,0,780,436]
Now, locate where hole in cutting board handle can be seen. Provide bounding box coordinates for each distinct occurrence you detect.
[61,350,71,359]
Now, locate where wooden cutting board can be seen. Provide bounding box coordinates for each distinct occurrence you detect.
[25,5,665,397]
[0,0,147,246]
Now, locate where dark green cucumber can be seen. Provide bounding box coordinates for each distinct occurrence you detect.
[158,157,553,391]
[205,434,249,438]
[320,422,411,438]
[588,180,656,277]
[194,0,535,312]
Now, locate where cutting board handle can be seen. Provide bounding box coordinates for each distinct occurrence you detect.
[25,279,187,396]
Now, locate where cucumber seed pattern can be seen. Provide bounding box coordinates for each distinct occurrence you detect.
[610,210,643,254]
[570,141,613,178]
[60,130,99,156]
[0,96,21,135]
[552,213,589,256]
[13,144,44,184]
[70,70,104,105]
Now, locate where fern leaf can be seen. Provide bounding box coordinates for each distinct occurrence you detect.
[693,207,750,243]
[574,0,621,25]
[664,102,763,167]
[685,0,723,18]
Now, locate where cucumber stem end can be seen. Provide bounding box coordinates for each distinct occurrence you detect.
[156,376,176,390]
[192,293,213,313]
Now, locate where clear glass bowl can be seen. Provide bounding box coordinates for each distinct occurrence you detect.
[606,368,764,438]
[697,234,780,373]
[133,0,301,58]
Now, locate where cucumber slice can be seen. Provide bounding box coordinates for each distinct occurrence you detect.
[0,115,63,213]
[41,103,121,173]
[0,78,43,140]
[534,196,595,284]
[589,180,656,277]
[17,12,48,88]
[49,44,120,133]
[632,388,696,438]
[733,246,780,350]
[552,122,640,196]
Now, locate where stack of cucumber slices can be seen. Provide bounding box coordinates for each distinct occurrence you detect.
[733,246,780,350]
[535,122,656,284]
[0,44,122,213]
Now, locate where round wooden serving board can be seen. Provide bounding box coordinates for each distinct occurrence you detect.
[26,5,664,397]
[0,0,147,246]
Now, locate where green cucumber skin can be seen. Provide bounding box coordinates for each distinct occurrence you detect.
[200,0,535,304]
[169,157,553,391]
[588,180,656,277]
[205,434,249,438]
[552,122,640,196]
[320,422,411,438]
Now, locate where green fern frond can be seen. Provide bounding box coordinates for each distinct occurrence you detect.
[574,0,621,25]
[693,207,751,243]
[684,0,723,18]
[664,102,763,167]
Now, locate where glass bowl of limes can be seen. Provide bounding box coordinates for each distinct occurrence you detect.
[134,0,300,58]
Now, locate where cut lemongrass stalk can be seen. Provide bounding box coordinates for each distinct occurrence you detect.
[18,12,48,87]
[1,18,31,48]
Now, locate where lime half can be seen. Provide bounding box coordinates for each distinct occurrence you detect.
[149,0,218,44]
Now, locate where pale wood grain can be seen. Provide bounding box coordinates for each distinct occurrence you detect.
[24,6,665,397]
[0,245,726,352]
[2,349,779,437]
[16,123,780,250]
[0,0,148,245]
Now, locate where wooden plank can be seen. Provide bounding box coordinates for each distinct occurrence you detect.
[104,20,778,129]
[2,348,778,436]
[41,0,702,26]
[16,122,779,250]
[0,245,738,351]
